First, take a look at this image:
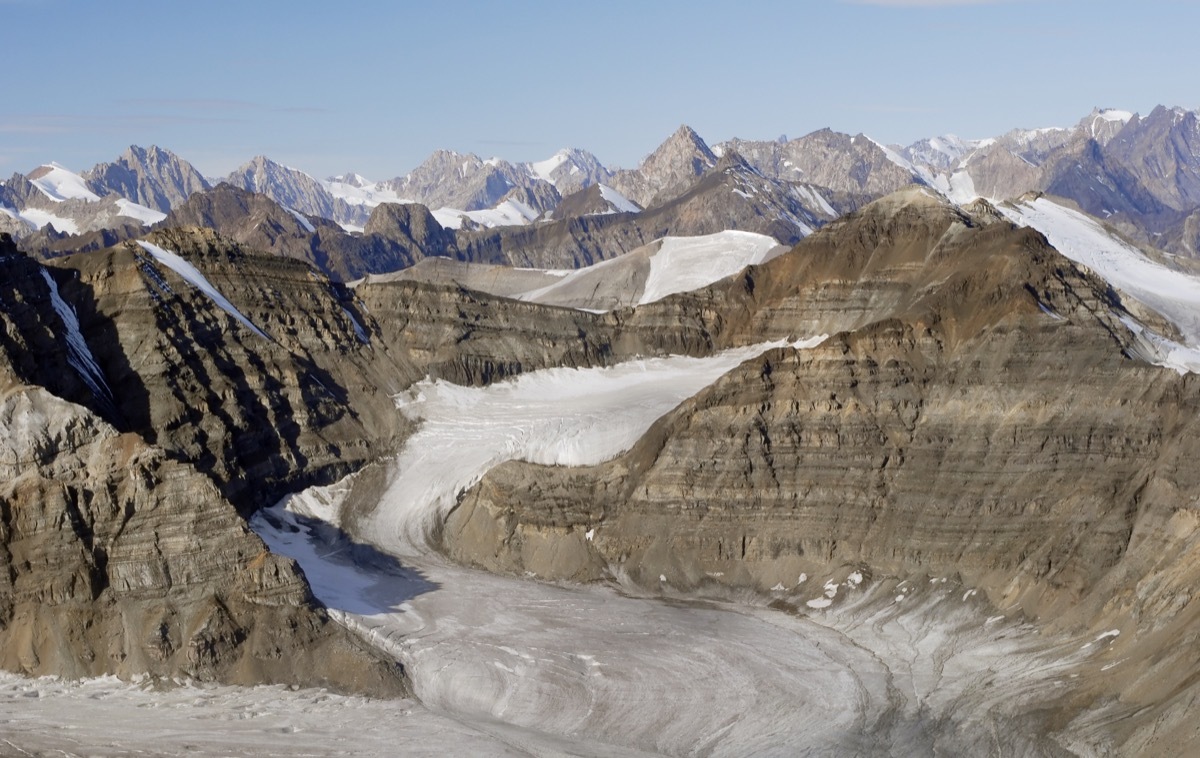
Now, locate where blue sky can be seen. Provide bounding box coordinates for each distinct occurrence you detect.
[2,0,1195,180]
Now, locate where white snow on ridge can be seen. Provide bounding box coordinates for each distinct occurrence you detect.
[115,198,167,225]
[18,207,78,234]
[1000,198,1200,342]
[325,176,410,208]
[531,151,569,185]
[40,269,112,401]
[284,206,316,233]
[640,230,785,305]
[432,198,539,230]
[792,185,836,217]
[27,162,100,203]
[866,136,919,176]
[375,338,824,553]
[1000,197,1200,372]
[598,183,640,213]
[135,241,271,340]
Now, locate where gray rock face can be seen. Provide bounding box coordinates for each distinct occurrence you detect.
[1106,105,1200,212]
[84,145,211,213]
[609,125,719,207]
[225,156,370,228]
[722,128,920,196]
[900,106,1200,257]
[0,237,406,693]
[382,151,558,215]
[160,185,445,281]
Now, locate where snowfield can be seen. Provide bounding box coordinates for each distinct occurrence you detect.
[115,198,167,225]
[432,198,539,230]
[27,162,100,203]
[373,338,822,552]
[1000,196,1200,372]
[516,230,786,310]
[640,231,783,305]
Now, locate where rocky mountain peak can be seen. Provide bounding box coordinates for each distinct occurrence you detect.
[84,144,211,213]
[526,148,611,196]
[647,124,717,170]
[224,157,368,228]
[607,124,719,208]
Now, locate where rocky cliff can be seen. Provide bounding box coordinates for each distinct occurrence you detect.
[0,234,405,693]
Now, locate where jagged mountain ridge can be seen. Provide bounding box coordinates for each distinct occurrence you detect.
[7,103,1200,268]
[84,145,212,213]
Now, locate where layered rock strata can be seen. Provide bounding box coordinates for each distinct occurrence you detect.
[442,189,1200,752]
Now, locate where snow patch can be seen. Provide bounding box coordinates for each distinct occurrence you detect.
[531,151,569,185]
[18,207,78,234]
[640,230,785,306]
[597,183,640,213]
[342,306,369,343]
[115,198,167,225]
[135,241,271,340]
[28,162,99,202]
[40,269,112,402]
[432,198,539,230]
[284,206,316,233]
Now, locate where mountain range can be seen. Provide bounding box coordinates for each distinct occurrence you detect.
[7,104,1200,754]
[3,104,1198,277]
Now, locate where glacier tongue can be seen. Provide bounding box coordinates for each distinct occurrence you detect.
[40,269,112,402]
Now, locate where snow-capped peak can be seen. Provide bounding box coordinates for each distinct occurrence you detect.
[1096,108,1135,124]
[530,150,570,185]
[26,163,101,203]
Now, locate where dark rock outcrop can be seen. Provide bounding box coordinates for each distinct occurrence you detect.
[0,234,406,693]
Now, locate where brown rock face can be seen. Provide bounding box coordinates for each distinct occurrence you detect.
[0,224,697,692]
[0,235,405,693]
[441,189,1200,751]
[0,387,403,694]
[52,227,416,515]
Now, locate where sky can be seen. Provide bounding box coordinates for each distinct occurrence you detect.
[1,0,1196,180]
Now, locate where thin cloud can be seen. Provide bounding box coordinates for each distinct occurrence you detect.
[118,97,263,112]
[843,104,941,114]
[117,98,328,115]
[0,112,248,136]
[0,115,75,135]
